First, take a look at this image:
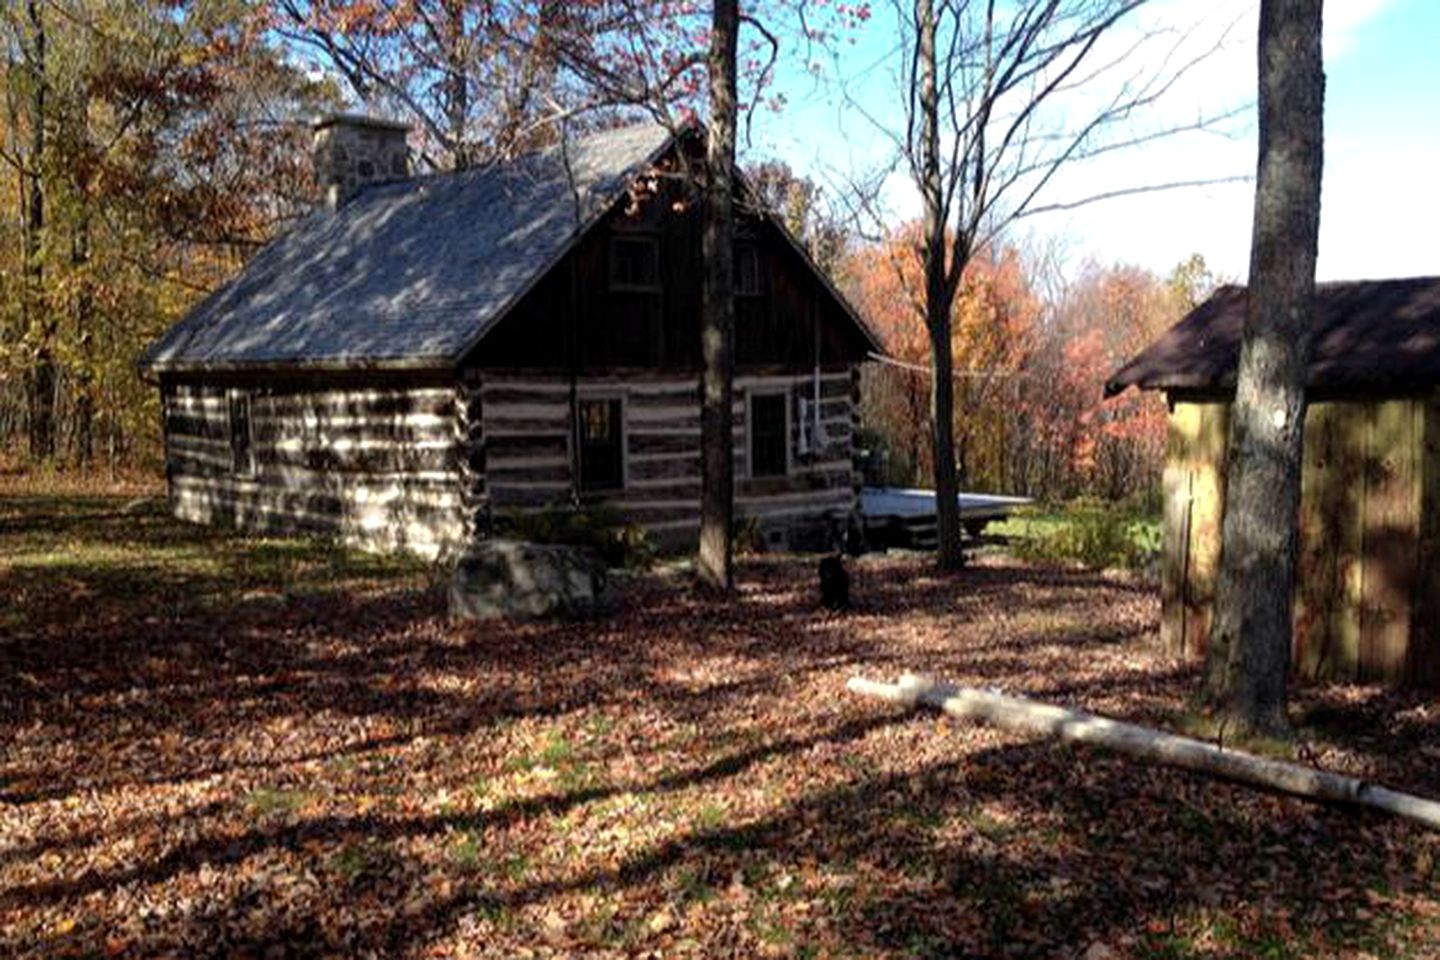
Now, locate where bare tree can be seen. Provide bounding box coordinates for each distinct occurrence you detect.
[1204,0,1324,736]
[848,0,1244,569]
[698,0,740,591]
[274,1,610,169]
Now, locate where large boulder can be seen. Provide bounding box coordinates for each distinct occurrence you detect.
[448,539,613,621]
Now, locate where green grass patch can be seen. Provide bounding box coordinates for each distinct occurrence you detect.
[994,499,1160,571]
[504,732,576,773]
[451,833,485,872]
[1,494,429,635]
[328,839,399,883]
[246,787,311,818]
[693,802,727,834]
[674,866,717,905]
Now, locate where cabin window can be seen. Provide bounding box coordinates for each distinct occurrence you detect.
[577,397,624,491]
[228,390,256,477]
[610,236,661,292]
[735,242,761,296]
[749,391,789,478]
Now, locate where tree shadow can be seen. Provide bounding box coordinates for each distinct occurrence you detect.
[4,500,1436,957]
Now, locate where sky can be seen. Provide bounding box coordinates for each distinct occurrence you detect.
[746,0,1440,284]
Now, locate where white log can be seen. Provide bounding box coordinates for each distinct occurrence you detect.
[846,673,1440,832]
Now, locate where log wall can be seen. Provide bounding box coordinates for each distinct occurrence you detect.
[163,380,473,559]
[1162,395,1440,687]
[478,368,858,550]
[162,366,860,559]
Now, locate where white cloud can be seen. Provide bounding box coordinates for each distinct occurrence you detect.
[1325,0,1392,59]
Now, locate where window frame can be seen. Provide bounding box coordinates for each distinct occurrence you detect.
[734,240,762,297]
[228,389,256,478]
[747,389,790,479]
[575,393,627,493]
[608,234,662,294]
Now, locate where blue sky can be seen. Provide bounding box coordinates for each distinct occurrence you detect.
[745,0,1439,284]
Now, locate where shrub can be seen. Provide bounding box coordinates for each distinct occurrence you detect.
[1007,500,1159,571]
[734,516,768,556]
[496,505,655,569]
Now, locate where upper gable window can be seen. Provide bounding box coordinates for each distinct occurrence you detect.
[610,236,661,293]
[735,241,761,296]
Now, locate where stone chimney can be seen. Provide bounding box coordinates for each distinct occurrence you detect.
[312,113,412,210]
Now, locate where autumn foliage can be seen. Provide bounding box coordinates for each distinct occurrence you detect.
[5,496,1440,957]
[844,229,1213,502]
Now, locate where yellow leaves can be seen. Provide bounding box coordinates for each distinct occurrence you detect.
[646,907,677,934]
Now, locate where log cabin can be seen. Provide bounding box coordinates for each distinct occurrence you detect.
[139,116,880,559]
[1106,277,1440,688]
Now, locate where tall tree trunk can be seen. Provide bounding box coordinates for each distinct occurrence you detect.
[917,0,963,570]
[69,88,95,467]
[698,0,739,592]
[72,204,94,466]
[1204,0,1324,735]
[23,0,53,463]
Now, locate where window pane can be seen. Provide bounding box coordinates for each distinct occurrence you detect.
[750,393,787,477]
[578,398,624,491]
[229,392,254,476]
[611,237,660,291]
[581,400,613,443]
[735,243,761,295]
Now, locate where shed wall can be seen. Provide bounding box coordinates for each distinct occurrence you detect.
[1163,396,1440,686]
[163,380,473,559]
[477,368,858,550]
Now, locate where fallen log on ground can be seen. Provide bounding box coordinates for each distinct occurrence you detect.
[847,673,1440,832]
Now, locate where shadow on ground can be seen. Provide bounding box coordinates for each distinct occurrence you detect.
[3,496,1437,958]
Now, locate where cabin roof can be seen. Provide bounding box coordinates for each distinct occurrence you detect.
[141,122,880,374]
[1105,276,1440,397]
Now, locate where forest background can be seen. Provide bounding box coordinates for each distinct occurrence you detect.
[0,0,1291,506]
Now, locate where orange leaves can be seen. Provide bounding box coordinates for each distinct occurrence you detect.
[845,227,1039,489]
[1039,261,1192,494]
[847,237,1201,496]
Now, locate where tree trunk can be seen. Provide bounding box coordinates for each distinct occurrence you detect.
[916,0,964,570]
[1204,0,1324,735]
[23,0,53,463]
[72,203,94,466]
[443,0,469,169]
[697,0,739,592]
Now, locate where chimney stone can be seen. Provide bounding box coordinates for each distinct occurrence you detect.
[312,113,411,210]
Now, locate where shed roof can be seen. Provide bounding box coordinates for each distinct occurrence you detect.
[141,123,676,373]
[1105,276,1440,397]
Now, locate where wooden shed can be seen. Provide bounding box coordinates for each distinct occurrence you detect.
[1107,278,1440,688]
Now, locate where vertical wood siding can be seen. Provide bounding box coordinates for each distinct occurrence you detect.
[1160,401,1229,659]
[469,168,873,373]
[163,381,470,559]
[1164,396,1437,687]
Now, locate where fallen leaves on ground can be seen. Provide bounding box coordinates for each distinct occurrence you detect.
[3,496,1439,958]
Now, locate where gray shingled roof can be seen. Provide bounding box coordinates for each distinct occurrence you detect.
[1106,277,1440,397]
[141,123,675,372]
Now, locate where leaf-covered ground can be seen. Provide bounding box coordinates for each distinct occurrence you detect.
[4,495,1440,958]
